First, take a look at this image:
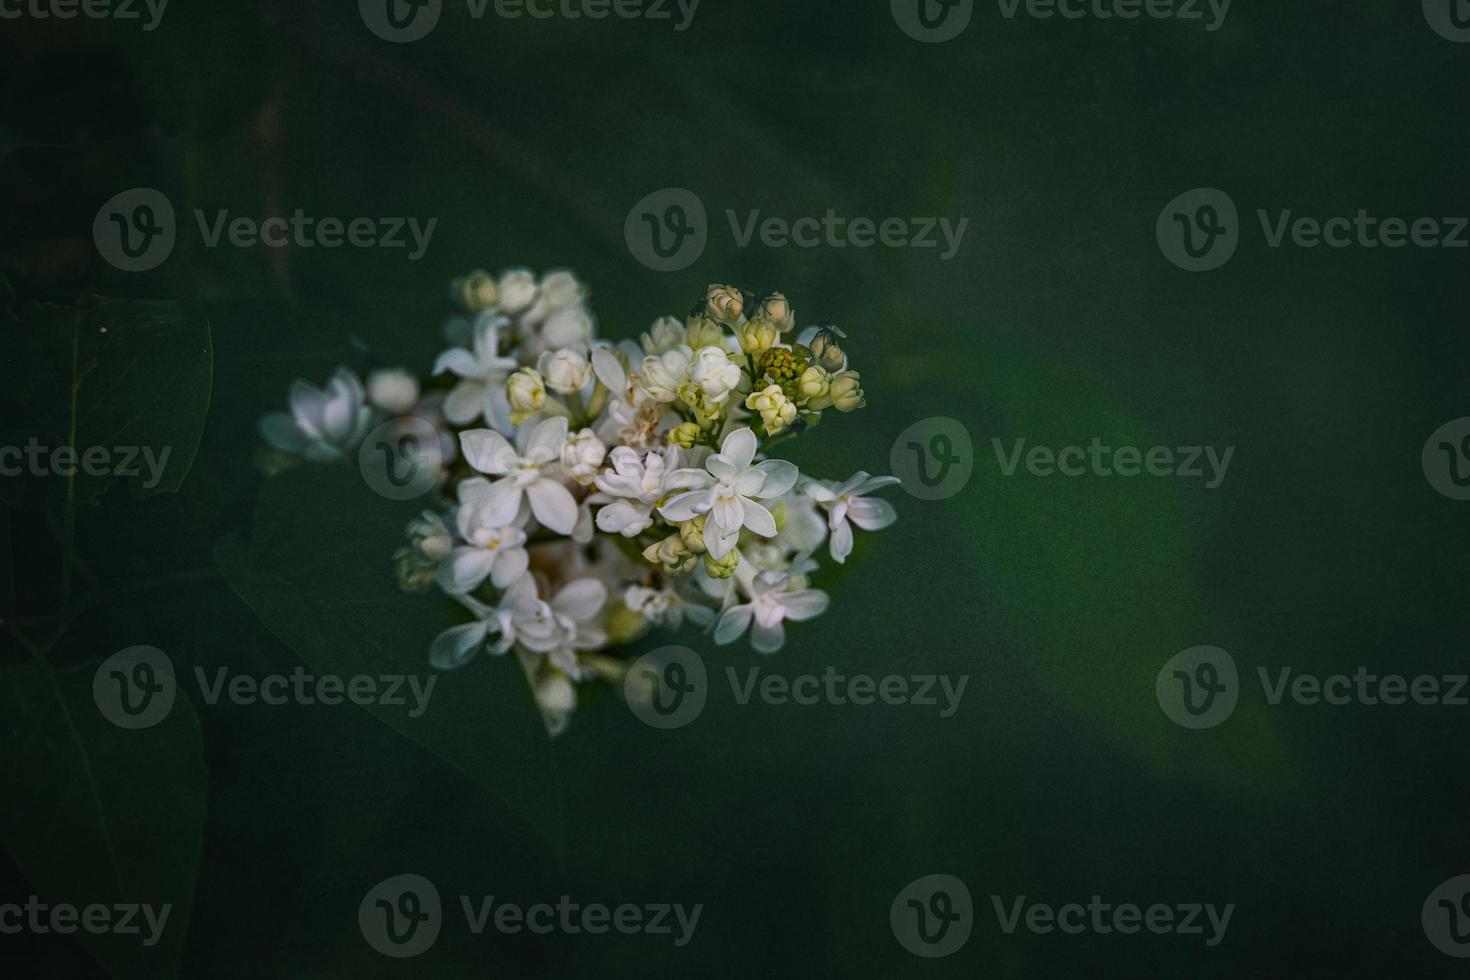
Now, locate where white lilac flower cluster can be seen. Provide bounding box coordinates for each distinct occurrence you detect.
[259,271,900,735]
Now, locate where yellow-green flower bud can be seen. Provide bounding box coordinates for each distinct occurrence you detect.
[642,534,698,574]
[736,317,779,357]
[685,314,726,350]
[507,367,546,424]
[451,269,498,312]
[668,421,701,449]
[757,346,807,397]
[703,549,740,579]
[679,515,707,554]
[829,370,866,412]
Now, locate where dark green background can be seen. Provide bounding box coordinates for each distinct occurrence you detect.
[3,0,1469,975]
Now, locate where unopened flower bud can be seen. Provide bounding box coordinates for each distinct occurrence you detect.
[703,549,740,579]
[757,292,795,332]
[452,270,498,312]
[642,534,698,573]
[705,284,745,325]
[641,316,687,354]
[668,422,701,449]
[367,368,420,414]
[685,315,725,350]
[507,367,546,424]
[537,347,593,394]
[736,318,779,357]
[797,365,831,403]
[745,383,797,435]
[497,268,539,314]
[829,370,866,412]
[808,328,847,373]
[560,427,606,484]
[679,515,707,554]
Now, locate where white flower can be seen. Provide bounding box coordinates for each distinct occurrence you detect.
[804,471,900,563]
[436,479,531,594]
[433,315,518,425]
[775,490,828,554]
[641,316,687,354]
[658,427,799,560]
[460,416,578,535]
[713,570,829,653]
[526,306,594,359]
[497,268,539,314]
[624,584,715,630]
[689,346,742,405]
[429,576,541,670]
[637,345,693,403]
[515,578,609,679]
[537,346,593,395]
[536,270,585,311]
[260,367,374,462]
[592,445,691,537]
[366,368,420,414]
[560,427,606,485]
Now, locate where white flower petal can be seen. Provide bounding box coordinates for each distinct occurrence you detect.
[429,620,490,671]
[848,497,898,531]
[713,603,754,645]
[740,498,777,538]
[460,429,514,475]
[526,477,578,534]
[490,547,530,589]
[259,412,309,453]
[829,519,854,564]
[659,489,711,523]
[437,547,495,594]
[553,578,607,621]
[753,459,799,498]
[750,619,786,654]
[780,589,830,621]
[720,427,757,471]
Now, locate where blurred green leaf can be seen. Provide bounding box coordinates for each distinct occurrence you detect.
[214,465,565,853]
[0,655,205,980]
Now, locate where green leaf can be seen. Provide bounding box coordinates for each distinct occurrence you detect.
[214,466,565,852]
[0,655,206,980]
[0,295,213,509]
[944,353,1294,792]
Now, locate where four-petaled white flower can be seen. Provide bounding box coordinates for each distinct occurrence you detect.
[713,570,830,653]
[260,367,374,462]
[436,478,531,594]
[592,445,691,537]
[461,415,578,534]
[803,471,900,563]
[514,578,609,680]
[658,427,798,559]
[429,576,540,670]
[434,314,519,425]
